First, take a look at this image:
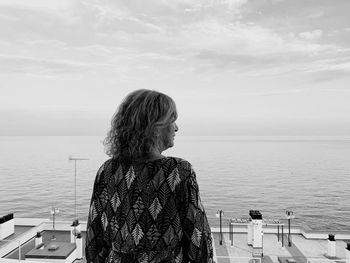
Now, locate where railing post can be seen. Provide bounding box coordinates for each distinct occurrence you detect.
[288,218,291,246]
[18,240,21,262]
[229,220,231,242]
[286,210,294,247]
[220,211,222,245]
[230,220,234,247]
[216,210,224,245]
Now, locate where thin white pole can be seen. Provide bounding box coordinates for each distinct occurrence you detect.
[69,156,88,221]
[18,240,21,262]
[74,160,77,221]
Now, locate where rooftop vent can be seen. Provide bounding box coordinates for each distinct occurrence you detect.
[48,245,59,251]
[249,210,262,220]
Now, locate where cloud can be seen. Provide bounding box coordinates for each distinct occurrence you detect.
[0,54,117,75]
[175,20,343,76]
[0,5,84,45]
[307,10,325,19]
[0,0,74,11]
[181,20,335,57]
[0,0,348,81]
[306,57,350,73]
[299,29,323,40]
[93,0,248,16]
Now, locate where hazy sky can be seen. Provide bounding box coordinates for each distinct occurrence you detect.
[0,0,349,135]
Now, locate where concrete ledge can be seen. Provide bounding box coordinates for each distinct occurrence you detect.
[0,220,87,260]
[0,223,45,258]
[14,218,50,226]
[211,224,350,240]
[0,258,44,263]
[0,219,14,240]
[26,241,76,259]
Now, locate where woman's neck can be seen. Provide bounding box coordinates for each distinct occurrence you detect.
[135,150,165,162]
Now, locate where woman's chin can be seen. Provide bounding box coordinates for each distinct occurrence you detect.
[165,143,174,151]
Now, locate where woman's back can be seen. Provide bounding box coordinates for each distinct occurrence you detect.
[85,156,213,263]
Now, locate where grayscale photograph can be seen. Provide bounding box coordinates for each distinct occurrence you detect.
[0,0,349,262]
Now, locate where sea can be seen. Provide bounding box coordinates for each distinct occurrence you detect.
[0,136,350,231]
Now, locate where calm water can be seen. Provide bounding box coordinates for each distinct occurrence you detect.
[0,136,350,230]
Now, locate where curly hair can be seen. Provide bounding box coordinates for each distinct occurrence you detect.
[104,89,177,160]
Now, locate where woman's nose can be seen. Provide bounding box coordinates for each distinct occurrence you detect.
[175,123,179,132]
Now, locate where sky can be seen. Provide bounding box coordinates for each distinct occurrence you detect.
[0,0,349,136]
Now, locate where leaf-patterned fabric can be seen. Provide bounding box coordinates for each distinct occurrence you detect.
[85,157,213,263]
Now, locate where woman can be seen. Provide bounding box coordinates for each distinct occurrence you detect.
[85,89,213,263]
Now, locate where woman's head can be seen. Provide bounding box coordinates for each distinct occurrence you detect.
[104,89,178,160]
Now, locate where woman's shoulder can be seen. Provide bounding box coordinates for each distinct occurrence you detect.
[165,156,193,172]
[99,156,194,174]
[94,158,116,181]
[99,158,116,171]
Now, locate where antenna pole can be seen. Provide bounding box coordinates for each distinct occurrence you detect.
[69,156,88,221]
[74,160,77,221]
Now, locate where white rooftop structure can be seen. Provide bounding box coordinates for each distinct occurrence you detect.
[1,213,350,263]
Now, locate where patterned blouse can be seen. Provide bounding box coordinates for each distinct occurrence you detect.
[85,157,213,263]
